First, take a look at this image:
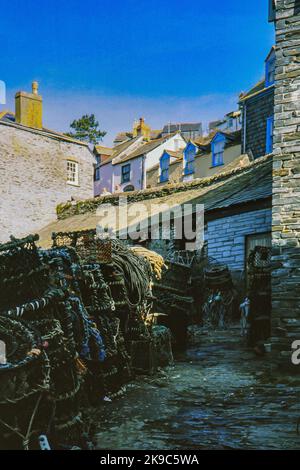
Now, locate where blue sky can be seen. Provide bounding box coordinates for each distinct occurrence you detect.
[1,0,274,144]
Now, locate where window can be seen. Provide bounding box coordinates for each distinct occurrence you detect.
[94,166,100,181]
[121,164,131,183]
[211,134,225,167]
[245,232,272,287]
[67,160,79,185]
[265,51,275,87]
[266,116,274,154]
[184,145,195,175]
[160,153,170,182]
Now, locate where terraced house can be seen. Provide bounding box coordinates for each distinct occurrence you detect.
[146,129,244,188]
[94,118,186,195]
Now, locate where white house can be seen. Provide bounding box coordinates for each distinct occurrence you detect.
[94,132,186,195]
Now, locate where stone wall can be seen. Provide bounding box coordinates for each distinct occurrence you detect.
[206,208,272,291]
[272,0,300,361]
[242,88,274,160]
[0,122,95,242]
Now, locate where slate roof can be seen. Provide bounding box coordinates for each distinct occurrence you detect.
[194,129,241,153]
[239,79,274,102]
[0,111,90,146]
[113,133,178,164]
[99,136,144,166]
[94,145,114,156]
[37,154,272,248]
[162,123,202,134]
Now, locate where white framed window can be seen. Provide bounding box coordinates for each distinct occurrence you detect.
[67,160,79,185]
[211,134,226,167]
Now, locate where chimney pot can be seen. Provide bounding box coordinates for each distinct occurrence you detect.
[32,81,39,95]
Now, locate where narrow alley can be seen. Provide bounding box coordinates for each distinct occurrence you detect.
[94,327,300,450]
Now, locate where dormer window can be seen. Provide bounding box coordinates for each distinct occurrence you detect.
[265,48,275,87]
[211,133,226,167]
[160,152,170,183]
[184,143,196,175]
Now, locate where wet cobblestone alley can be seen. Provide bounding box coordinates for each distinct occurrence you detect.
[93,327,300,450]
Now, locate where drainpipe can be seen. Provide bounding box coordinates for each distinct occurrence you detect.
[141,154,145,189]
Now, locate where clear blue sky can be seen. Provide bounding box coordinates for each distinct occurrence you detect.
[1,0,274,143]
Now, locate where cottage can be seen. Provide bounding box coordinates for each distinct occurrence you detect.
[94,130,186,195]
[239,47,275,159]
[0,83,95,242]
[146,129,243,188]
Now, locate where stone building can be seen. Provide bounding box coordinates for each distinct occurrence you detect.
[0,83,95,242]
[271,0,300,359]
[239,47,275,159]
[38,154,272,295]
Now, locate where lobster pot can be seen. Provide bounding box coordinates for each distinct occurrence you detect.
[0,358,44,407]
[204,264,233,290]
[161,262,192,292]
[129,339,154,375]
[28,318,65,353]
[52,397,84,448]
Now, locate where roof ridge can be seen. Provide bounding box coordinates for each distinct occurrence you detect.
[57,153,272,220]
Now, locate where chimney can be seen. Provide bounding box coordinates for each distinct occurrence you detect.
[15,81,42,129]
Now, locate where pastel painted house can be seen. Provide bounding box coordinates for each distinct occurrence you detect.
[94,132,186,195]
[146,129,243,188]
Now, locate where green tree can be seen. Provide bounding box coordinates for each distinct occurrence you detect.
[65,114,106,145]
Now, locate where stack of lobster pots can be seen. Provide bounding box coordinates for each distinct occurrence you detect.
[0,230,168,450]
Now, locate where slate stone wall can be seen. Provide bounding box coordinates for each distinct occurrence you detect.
[242,88,275,160]
[206,209,272,272]
[272,0,300,362]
